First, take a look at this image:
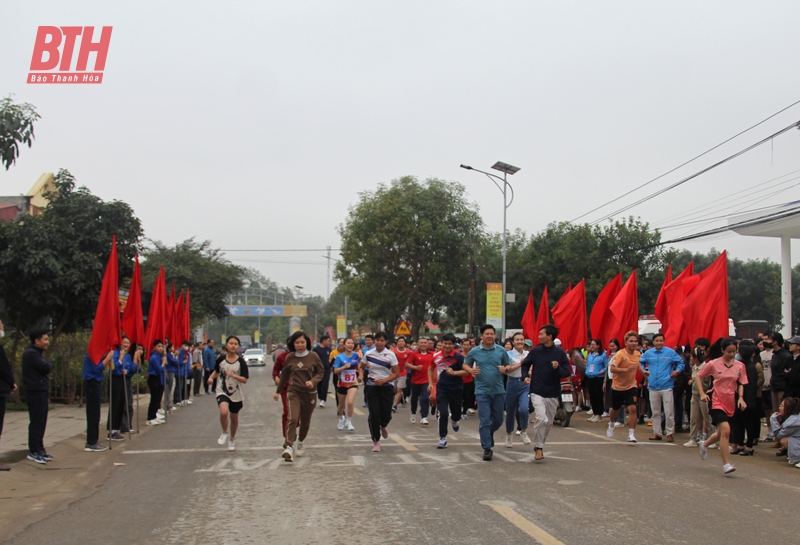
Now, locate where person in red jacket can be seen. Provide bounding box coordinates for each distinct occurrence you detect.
[272,336,293,437]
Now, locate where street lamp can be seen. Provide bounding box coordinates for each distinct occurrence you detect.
[460,161,520,335]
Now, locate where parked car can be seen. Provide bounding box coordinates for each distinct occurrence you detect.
[243,348,265,366]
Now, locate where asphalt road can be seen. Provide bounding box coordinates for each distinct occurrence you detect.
[5,364,799,545]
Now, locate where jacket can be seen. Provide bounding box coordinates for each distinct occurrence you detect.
[639,347,685,391]
[22,345,52,392]
[521,344,571,398]
[773,413,800,464]
[770,348,793,391]
[0,344,16,397]
[202,346,216,370]
[784,355,800,398]
[584,352,608,379]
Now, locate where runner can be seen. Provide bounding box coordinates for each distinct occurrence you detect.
[332,338,360,431]
[393,336,411,412]
[329,337,345,392]
[359,331,399,452]
[503,332,530,448]
[206,336,249,452]
[697,337,748,475]
[460,337,477,416]
[362,334,375,407]
[312,335,332,407]
[274,331,325,462]
[607,331,642,443]
[272,336,293,437]
[433,333,467,448]
[406,337,433,425]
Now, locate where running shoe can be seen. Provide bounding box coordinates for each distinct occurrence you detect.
[217,433,228,446]
[483,448,493,461]
[683,440,698,447]
[606,424,615,438]
[627,433,637,443]
[723,463,736,474]
[146,419,162,426]
[587,409,594,416]
[157,409,165,415]
[27,452,47,464]
[699,440,708,460]
[282,446,294,462]
[381,427,389,439]
[156,413,165,420]
[338,415,345,430]
[372,441,381,452]
[467,409,476,415]
[437,437,448,449]
[39,451,53,461]
[392,405,397,413]
[228,438,235,452]
[520,431,531,445]
[108,432,126,441]
[410,415,416,424]
[615,422,624,428]
[708,443,718,449]
[295,441,305,457]
[515,429,521,435]
[84,443,108,452]
[575,407,583,412]
[187,399,193,405]
[452,420,459,433]
[505,434,514,448]
[420,418,429,426]
[761,434,775,442]
[601,411,609,417]
[319,400,326,408]
[345,420,355,431]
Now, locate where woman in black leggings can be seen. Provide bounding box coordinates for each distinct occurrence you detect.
[730,342,764,455]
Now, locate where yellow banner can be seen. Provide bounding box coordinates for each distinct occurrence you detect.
[336,315,346,339]
[283,305,308,317]
[486,283,503,329]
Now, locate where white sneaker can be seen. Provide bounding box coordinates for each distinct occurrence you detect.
[708,443,718,449]
[575,407,583,412]
[421,418,429,426]
[515,429,521,435]
[217,433,228,445]
[295,441,305,457]
[170,406,178,411]
[187,399,193,405]
[410,415,416,424]
[683,440,698,447]
[345,419,355,431]
[520,431,531,445]
[587,409,594,416]
[467,409,476,415]
[228,438,235,451]
[615,422,624,428]
[723,463,736,474]
[607,424,615,438]
[282,446,294,462]
[337,415,345,430]
[601,411,609,418]
[157,409,165,415]
[146,419,163,426]
[627,432,637,443]
[319,400,326,408]
[588,415,600,422]
[505,434,513,448]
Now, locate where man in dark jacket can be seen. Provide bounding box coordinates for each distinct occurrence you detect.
[783,336,800,398]
[520,324,571,460]
[0,321,18,470]
[767,332,793,411]
[22,328,53,464]
[312,335,332,407]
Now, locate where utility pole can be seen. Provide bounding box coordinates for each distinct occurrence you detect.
[326,245,331,300]
[468,254,476,334]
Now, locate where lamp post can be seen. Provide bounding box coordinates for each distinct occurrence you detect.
[460,161,520,335]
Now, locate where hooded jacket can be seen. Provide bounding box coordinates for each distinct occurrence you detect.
[22,345,52,392]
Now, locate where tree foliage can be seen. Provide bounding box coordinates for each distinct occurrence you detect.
[335,176,485,337]
[0,95,40,170]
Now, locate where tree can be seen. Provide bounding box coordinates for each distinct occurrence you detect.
[335,176,485,338]
[139,238,246,325]
[0,95,40,170]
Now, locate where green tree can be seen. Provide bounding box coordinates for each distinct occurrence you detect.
[335,176,485,338]
[0,95,40,170]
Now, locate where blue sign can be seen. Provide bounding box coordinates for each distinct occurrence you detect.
[226,305,285,317]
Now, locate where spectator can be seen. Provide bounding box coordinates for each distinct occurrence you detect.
[772,397,800,467]
[192,342,204,396]
[203,340,216,394]
[729,342,764,455]
[22,328,53,464]
[0,321,18,471]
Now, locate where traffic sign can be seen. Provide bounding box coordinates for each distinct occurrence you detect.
[395,320,411,336]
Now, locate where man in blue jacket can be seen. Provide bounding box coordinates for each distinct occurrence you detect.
[521,324,571,460]
[639,333,684,442]
[82,350,109,452]
[22,328,53,464]
[146,340,166,425]
[203,340,216,394]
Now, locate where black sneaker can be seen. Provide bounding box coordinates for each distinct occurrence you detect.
[84,443,109,452]
[39,451,53,461]
[27,452,47,464]
[483,448,493,461]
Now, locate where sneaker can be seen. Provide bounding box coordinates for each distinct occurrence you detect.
[410,415,416,424]
[505,434,514,448]
[187,399,193,405]
[607,424,615,438]
[708,443,718,449]
[39,451,53,461]
[338,415,345,430]
[282,446,294,462]
[601,411,609,418]
[146,419,162,426]
[392,405,397,413]
[683,440,698,447]
[461,414,468,420]
[699,440,708,460]
[295,441,305,457]
[108,432,126,441]
[483,448,493,461]
[762,434,775,442]
[228,438,236,451]
[156,413,165,420]
[589,415,601,423]
[157,409,165,415]
[452,420,460,433]
[381,427,389,439]
[723,463,736,474]
[345,420,355,431]
[515,429,521,435]
[795,461,800,469]
[520,431,531,445]
[587,409,594,416]
[467,409,476,415]
[420,418,429,426]
[627,433,637,443]
[615,422,624,428]
[575,407,583,412]
[27,452,47,464]
[372,441,381,452]
[217,433,228,446]
[319,400,325,408]
[170,406,178,411]
[438,437,448,449]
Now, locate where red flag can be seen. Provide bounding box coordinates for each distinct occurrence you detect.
[536,286,550,333]
[682,252,729,345]
[87,236,122,363]
[521,288,537,341]
[609,270,639,343]
[121,254,145,346]
[551,279,587,350]
[185,288,191,342]
[165,283,175,345]
[144,266,167,352]
[654,264,673,336]
[589,272,623,346]
[663,262,695,346]
[173,290,185,344]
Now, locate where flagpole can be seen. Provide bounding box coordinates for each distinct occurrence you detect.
[107,364,113,450]
[123,366,132,441]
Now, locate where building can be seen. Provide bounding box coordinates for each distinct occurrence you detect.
[0,173,56,221]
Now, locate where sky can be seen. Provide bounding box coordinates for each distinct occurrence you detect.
[3,1,800,298]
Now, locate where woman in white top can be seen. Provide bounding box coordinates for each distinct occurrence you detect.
[207,336,249,452]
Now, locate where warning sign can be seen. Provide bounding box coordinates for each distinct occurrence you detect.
[395,320,412,337]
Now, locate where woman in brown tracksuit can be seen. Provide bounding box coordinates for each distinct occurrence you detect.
[274,330,324,462]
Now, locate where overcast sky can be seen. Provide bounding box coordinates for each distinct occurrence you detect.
[3,1,800,298]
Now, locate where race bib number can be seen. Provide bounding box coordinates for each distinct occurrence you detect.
[341,369,357,383]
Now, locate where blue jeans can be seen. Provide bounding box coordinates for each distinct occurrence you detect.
[476,393,505,449]
[505,378,530,433]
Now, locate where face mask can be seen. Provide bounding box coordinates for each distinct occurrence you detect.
[734,353,741,361]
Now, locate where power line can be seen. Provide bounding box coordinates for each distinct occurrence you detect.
[221,248,341,252]
[571,99,800,223]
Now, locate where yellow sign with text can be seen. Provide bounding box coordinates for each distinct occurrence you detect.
[336,315,347,339]
[486,283,503,330]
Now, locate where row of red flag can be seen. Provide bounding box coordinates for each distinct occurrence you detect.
[518,251,729,350]
[87,236,192,363]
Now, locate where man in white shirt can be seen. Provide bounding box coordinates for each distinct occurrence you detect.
[502,333,531,447]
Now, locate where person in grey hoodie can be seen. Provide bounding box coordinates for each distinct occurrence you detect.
[22,328,53,464]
